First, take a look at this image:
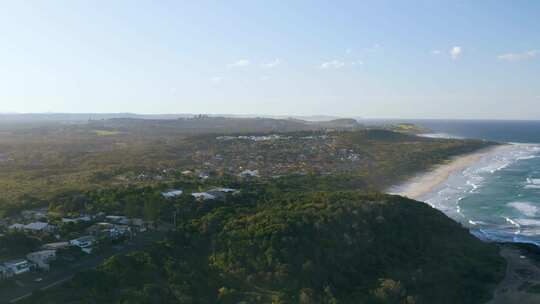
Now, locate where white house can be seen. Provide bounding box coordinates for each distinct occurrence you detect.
[161,189,184,198]
[239,169,259,178]
[24,222,53,232]
[3,259,31,275]
[191,192,216,200]
[70,236,96,254]
[27,250,56,271]
[8,222,53,233]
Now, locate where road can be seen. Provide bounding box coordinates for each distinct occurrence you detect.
[0,231,164,304]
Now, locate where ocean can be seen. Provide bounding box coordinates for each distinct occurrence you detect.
[373,119,540,245]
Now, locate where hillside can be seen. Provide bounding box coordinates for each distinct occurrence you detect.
[22,192,505,303]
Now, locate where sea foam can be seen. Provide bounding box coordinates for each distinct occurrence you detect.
[507,201,539,217]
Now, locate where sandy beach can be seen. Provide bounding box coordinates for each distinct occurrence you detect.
[392,144,513,200]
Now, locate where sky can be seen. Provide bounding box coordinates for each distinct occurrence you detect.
[0,0,539,119]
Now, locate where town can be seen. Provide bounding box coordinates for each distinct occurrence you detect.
[0,183,239,302]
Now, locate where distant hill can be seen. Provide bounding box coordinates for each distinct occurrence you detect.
[98,116,362,134]
[0,113,192,122]
[0,113,345,123]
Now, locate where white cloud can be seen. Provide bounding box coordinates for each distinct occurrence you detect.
[319,59,364,69]
[210,76,223,84]
[320,60,346,69]
[261,58,281,68]
[497,50,539,61]
[228,59,250,68]
[431,49,441,55]
[450,46,462,60]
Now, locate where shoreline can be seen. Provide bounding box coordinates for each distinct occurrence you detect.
[390,144,512,200]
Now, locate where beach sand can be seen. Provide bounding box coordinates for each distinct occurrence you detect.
[392,144,512,200]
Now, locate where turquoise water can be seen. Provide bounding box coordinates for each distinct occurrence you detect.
[371,119,540,245]
[419,144,540,244]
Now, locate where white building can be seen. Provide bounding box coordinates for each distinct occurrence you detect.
[24,222,53,232]
[191,192,217,200]
[27,250,56,271]
[239,169,259,178]
[161,189,183,198]
[209,187,238,193]
[70,236,96,254]
[62,216,91,224]
[8,222,54,233]
[3,259,31,275]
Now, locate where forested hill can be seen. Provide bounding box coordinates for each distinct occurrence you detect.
[101,116,362,134]
[24,192,505,303]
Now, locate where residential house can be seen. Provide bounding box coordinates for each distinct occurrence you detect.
[239,169,259,178]
[86,222,130,239]
[3,259,31,275]
[210,187,238,193]
[27,250,56,271]
[24,222,55,233]
[109,225,130,239]
[70,236,96,254]
[191,192,216,200]
[161,189,183,198]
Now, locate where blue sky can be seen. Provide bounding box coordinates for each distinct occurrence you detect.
[0,0,539,119]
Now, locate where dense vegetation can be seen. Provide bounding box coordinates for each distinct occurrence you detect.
[2,117,504,303]
[0,117,492,214]
[23,192,505,304]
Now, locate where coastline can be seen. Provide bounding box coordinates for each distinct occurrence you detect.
[391,144,512,200]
